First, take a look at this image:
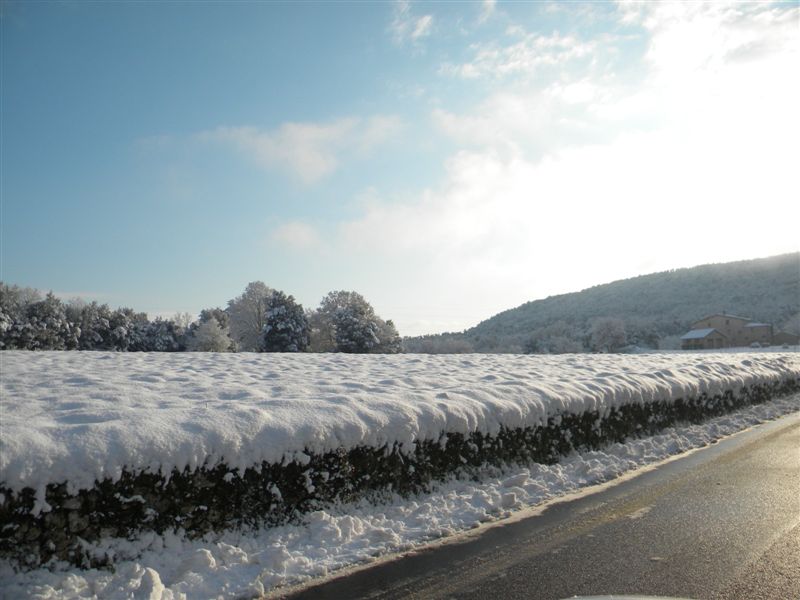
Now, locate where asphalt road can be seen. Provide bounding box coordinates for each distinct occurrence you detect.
[281,410,800,600]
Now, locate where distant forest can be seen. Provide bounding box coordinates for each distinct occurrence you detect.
[4,254,798,355]
[404,253,800,354]
[0,282,401,354]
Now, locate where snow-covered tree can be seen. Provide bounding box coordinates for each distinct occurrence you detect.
[67,300,113,350]
[142,317,184,352]
[108,308,149,351]
[0,283,41,349]
[186,307,233,352]
[306,308,336,352]
[310,290,401,353]
[261,291,309,352]
[590,317,627,353]
[782,311,800,336]
[186,318,231,352]
[335,310,379,352]
[199,307,230,331]
[316,290,380,353]
[624,316,661,349]
[21,293,78,350]
[172,312,193,331]
[227,281,273,351]
[524,320,585,354]
[372,318,402,353]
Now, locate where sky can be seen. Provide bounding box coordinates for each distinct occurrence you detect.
[2,1,798,336]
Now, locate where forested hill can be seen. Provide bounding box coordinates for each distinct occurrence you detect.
[404,253,800,353]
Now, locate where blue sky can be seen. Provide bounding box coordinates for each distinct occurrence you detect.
[3,1,798,336]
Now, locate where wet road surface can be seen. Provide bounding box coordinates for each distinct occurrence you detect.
[282,410,800,600]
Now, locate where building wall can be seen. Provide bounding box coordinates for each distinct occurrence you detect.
[682,332,726,350]
[773,331,800,346]
[742,325,773,346]
[690,315,773,347]
[691,316,746,346]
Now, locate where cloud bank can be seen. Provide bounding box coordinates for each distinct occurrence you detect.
[200,115,402,184]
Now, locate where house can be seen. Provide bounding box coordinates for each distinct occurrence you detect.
[680,328,727,350]
[742,322,773,346]
[773,330,800,346]
[681,313,787,350]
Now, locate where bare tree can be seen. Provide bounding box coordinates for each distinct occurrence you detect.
[590,317,627,353]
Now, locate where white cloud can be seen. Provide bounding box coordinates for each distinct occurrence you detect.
[432,79,614,157]
[642,2,799,74]
[436,2,799,155]
[412,14,433,40]
[441,31,598,80]
[270,221,324,252]
[200,115,402,184]
[390,1,434,46]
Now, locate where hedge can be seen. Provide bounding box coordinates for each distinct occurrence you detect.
[1,376,797,569]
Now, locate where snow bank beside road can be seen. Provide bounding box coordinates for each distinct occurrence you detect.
[2,351,798,495]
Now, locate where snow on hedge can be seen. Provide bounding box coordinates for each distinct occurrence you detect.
[1,351,798,496]
[3,397,799,599]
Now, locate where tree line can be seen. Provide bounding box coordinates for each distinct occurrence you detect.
[0,281,402,353]
[403,316,640,354]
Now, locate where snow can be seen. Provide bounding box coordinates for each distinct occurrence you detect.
[679,328,718,340]
[2,394,798,599]
[1,351,798,495]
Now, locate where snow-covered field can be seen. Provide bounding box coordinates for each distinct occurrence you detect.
[1,350,799,599]
[2,395,798,599]
[2,351,798,496]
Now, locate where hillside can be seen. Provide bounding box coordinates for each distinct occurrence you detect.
[405,253,800,353]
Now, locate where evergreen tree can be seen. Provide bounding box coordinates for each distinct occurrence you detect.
[68,301,113,350]
[314,290,399,353]
[108,308,149,351]
[143,318,184,352]
[328,292,380,353]
[24,293,78,350]
[372,319,402,353]
[0,283,42,349]
[199,307,230,330]
[261,291,309,352]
